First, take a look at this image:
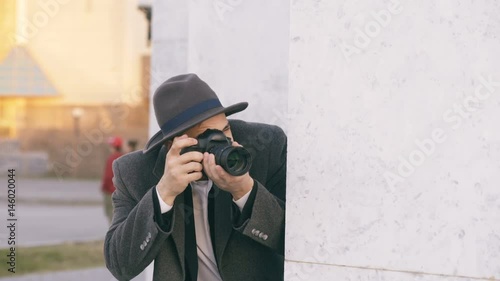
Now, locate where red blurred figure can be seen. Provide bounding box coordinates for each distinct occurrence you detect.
[101,136,124,223]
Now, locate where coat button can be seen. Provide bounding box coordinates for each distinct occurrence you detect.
[251,229,257,235]
[140,244,145,250]
[146,237,150,243]
[258,232,265,239]
[262,234,268,241]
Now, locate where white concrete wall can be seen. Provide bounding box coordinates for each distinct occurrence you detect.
[186,0,289,128]
[285,0,500,280]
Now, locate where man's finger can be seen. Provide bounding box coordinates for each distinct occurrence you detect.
[203,153,218,180]
[181,162,203,174]
[202,152,212,174]
[168,136,197,155]
[178,151,204,164]
[214,165,229,178]
[203,152,210,167]
[185,171,203,182]
[209,154,228,180]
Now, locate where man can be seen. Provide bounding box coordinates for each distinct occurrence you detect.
[104,74,286,280]
[126,139,138,153]
[101,136,124,223]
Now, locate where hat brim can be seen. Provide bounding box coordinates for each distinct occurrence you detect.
[142,102,248,154]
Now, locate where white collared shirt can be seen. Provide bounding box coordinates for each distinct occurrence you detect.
[156,180,251,281]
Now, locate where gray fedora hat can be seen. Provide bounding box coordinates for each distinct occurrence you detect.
[143,73,248,153]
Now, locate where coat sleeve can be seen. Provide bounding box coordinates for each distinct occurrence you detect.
[104,159,176,281]
[232,125,287,255]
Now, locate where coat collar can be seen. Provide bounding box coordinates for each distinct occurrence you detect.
[152,145,167,180]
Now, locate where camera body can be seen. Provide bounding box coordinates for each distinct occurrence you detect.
[180,129,252,176]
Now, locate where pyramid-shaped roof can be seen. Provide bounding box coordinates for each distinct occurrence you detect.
[0,46,58,97]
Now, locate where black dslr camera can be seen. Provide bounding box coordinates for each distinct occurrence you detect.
[180,129,252,176]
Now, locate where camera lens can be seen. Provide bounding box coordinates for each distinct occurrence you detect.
[214,146,251,176]
[226,151,240,169]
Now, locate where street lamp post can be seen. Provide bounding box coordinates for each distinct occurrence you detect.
[71,107,84,177]
[72,107,84,138]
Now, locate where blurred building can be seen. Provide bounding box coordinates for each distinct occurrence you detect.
[0,0,150,178]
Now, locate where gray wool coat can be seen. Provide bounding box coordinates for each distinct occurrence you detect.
[104,120,287,281]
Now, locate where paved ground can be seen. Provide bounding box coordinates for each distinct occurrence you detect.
[0,267,150,281]
[0,267,116,281]
[0,178,108,248]
[4,178,104,204]
[0,177,148,281]
[10,204,108,247]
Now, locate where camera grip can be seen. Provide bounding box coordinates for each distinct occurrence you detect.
[180,146,203,155]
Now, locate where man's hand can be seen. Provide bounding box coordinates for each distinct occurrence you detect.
[157,135,204,205]
[203,141,254,200]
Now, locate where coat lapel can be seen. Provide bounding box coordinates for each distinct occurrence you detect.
[171,192,187,278]
[212,184,233,264]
